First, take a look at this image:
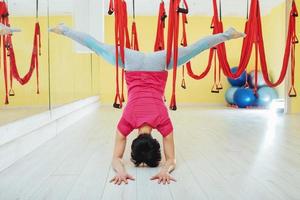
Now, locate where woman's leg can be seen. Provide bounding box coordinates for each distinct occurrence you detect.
[167,27,246,69]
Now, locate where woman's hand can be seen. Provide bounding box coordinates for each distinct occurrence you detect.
[150,171,176,184]
[151,134,176,185]
[110,172,135,185]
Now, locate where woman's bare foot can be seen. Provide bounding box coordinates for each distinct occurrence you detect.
[0,23,21,36]
[224,27,246,39]
[49,23,69,35]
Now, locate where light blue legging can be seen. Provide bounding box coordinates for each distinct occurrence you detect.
[52,24,242,71]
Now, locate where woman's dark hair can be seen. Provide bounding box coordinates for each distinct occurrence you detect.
[131,134,161,167]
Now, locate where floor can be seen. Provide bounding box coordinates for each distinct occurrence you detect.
[0,105,300,200]
[0,106,48,126]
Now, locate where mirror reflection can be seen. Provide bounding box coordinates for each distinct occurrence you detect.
[48,0,101,108]
[0,0,49,125]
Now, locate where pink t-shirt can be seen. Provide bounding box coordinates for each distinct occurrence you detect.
[117,71,173,137]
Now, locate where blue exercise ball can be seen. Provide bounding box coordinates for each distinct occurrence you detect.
[248,71,267,88]
[225,87,239,105]
[256,86,279,107]
[227,67,247,87]
[233,88,256,108]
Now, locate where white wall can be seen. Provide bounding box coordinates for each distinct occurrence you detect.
[8,0,285,17]
[73,0,104,53]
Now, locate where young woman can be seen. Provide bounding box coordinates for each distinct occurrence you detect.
[48,23,244,185]
[0,22,244,185]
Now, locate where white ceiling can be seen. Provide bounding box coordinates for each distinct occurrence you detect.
[7,0,285,17]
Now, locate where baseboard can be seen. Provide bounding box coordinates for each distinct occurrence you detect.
[0,96,100,172]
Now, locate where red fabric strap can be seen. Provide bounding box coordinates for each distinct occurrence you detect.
[154,1,167,51]
[1,2,9,104]
[180,13,188,89]
[110,0,132,108]
[166,0,189,110]
[108,0,114,15]
[211,49,219,93]
[131,22,139,51]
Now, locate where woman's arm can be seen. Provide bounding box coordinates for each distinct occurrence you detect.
[110,130,135,185]
[167,27,246,69]
[151,132,176,184]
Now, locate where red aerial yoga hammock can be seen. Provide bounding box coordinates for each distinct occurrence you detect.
[0,1,41,104]
[166,0,189,110]
[180,13,188,89]
[180,0,222,85]
[154,0,168,102]
[180,0,247,84]
[258,0,298,96]
[0,1,10,104]
[109,0,168,108]
[184,0,298,98]
[108,0,131,108]
[180,7,221,93]
[211,0,298,97]
[166,0,222,108]
[121,0,131,103]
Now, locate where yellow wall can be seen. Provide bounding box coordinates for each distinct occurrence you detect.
[49,16,100,107]
[264,1,300,113]
[263,3,286,98]
[265,1,300,114]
